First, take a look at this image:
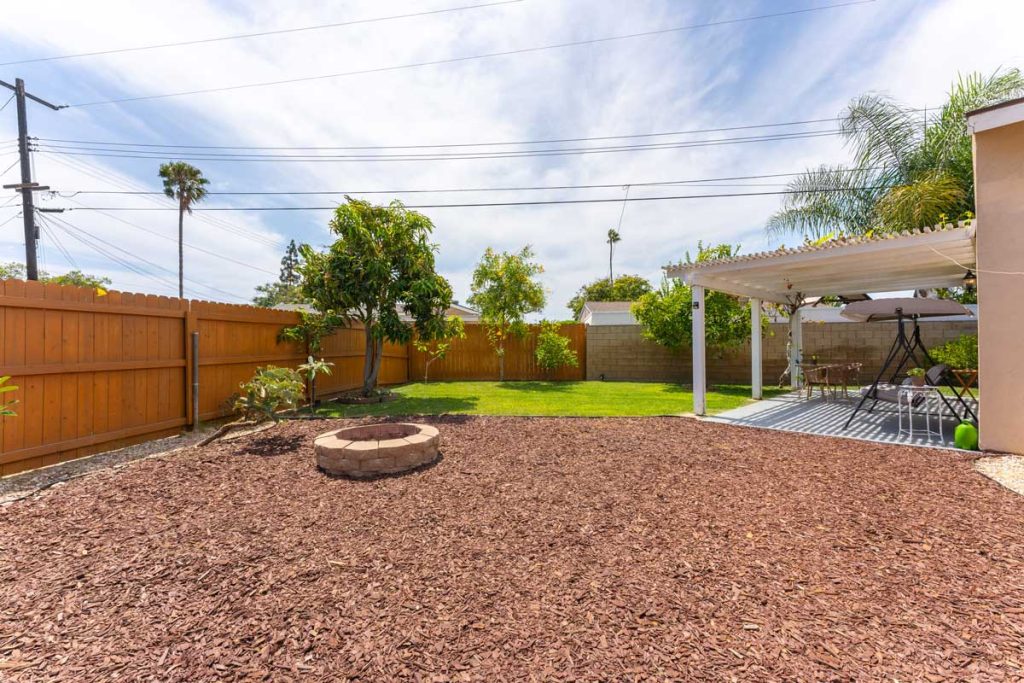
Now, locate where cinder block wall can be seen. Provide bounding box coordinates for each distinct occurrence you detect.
[586,321,977,385]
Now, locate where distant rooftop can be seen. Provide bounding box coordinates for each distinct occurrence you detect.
[582,301,635,312]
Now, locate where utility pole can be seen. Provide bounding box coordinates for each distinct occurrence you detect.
[1,78,64,280]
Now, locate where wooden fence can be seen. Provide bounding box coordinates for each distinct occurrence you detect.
[0,281,407,476]
[408,323,586,382]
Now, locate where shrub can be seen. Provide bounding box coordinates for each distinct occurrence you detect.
[535,321,579,373]
[233,366,305,422]
[929,334,978,370]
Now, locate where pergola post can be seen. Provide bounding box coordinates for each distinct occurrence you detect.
[789,307,803,390]
[692,284,706,416]
[750,298,762,399]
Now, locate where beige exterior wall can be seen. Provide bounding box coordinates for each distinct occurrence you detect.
[587,321,976,385]
[973,117,1024,454]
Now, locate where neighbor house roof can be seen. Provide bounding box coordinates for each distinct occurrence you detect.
[664,223,976,305]
[582,301,635,312]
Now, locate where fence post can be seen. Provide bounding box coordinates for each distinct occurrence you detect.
[184,306,198,429]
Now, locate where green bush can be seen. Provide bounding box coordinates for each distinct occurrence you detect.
[233,366,305,422]
[0,375,17,417]
[929,334,978,370]
[535,321,579,373]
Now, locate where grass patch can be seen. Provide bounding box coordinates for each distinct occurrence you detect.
[314,381,787,418]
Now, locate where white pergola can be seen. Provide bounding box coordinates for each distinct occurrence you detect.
[664,224,977,415]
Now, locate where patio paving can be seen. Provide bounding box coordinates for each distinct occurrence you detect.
[709,390,969,449]
[1,416,1022,680]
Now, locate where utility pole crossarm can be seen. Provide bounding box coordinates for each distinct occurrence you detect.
[2,78,65,280]
[0,79,65,110]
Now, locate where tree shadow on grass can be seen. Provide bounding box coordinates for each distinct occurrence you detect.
[496,381,577,393]
[326,395,480,418]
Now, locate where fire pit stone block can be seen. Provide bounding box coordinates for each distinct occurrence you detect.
[315,423,440,478]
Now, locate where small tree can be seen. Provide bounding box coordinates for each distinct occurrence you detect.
[535,320,579,375]
[297,356,334,410]
[567,274,652,318]
[299,197,453,396]
[633,243,754,353]
[279,310,345,354]
[606,228,621,282]
[413,315,466,382]
[198,366,304,445]
[159,161,209,299]
[468,246,546,381]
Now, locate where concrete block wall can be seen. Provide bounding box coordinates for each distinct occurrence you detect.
[586,321,977,385]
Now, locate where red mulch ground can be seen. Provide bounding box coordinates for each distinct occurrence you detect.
[2,416,1023,681]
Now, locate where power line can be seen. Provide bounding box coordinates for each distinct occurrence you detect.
[42,213,251,301]
[31,129,845,162]
[61,196,279,276]
[0,212,21,229]
[67,0,876,107]
[0,1,523,67]
[40,152,282,248]
[65,186,886,212]
[32,113,885,150]
[52,168,881,197]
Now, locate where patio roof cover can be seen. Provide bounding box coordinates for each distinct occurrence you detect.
[665,223,976,304]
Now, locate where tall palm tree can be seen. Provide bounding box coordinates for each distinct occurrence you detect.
[767,69,1024,240]
[606,228,621,283]
[159,162,209,298]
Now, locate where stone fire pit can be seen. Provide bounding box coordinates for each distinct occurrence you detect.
[314,423,440,478]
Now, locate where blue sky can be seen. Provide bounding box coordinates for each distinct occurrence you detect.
[1,0,1021,316]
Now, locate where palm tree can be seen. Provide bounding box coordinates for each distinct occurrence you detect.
[767,69,1024,240]
[159,162,209,298]
[606,228,621,283]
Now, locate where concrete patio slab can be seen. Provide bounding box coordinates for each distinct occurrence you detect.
[707,390,966,449]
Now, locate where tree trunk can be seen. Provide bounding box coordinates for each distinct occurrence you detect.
[362,326,376,396]
[424,357,434,383]
[368,338,384,389]
[609,243,613,283]
[498,345,505,381]
[177,202,185,299]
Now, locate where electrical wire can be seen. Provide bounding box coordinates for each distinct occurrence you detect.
[62,196,279,277]
[40,152,282,248]
[0,1,523,67]
[67,0,876,107]
[33,113,901,150]
[65,186,887,212]
[42,213,251,301]
[31,129,845,162]
[1,158,20,176]
[0,212,20,229]
[51,168,880,198]
[38,217,80,269]
[0,94,14,112]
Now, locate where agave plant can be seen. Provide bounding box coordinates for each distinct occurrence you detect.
[768,69,1024,239]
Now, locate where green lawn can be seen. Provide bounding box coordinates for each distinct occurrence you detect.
[314,381,787,418]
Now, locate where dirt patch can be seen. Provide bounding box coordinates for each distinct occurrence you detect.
[1,416,1022,680]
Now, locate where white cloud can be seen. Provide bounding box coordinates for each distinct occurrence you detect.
[0,0,1019,315]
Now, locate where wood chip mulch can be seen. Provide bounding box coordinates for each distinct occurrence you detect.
[1,416,1023,681]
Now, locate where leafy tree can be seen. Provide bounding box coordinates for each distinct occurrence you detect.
[567,274,652,318]
[299,197,453,396]
[413,315,465,382]
[253,239,308,307]
[767,69,1024,239]
[1,262,111,290]
[279,310,345,354]
[468,246,546,381]
[929,334,978,370]
[279,239,302,286]
[606,228,621,282]
[633,243,754,353]
[159,161,209,298]
[535,320,579,374]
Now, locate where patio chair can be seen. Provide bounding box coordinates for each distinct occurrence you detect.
[804,365,832,400]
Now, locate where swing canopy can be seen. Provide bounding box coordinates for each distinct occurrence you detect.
[840,297,973,322]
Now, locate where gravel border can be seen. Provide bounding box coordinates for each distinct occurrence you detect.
[975,455,1024,496]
